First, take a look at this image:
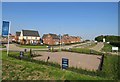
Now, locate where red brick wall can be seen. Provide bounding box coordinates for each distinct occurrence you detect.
[43,34,81,45]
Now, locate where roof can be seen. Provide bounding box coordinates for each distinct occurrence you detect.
[42,33,59,39]
[16,32,21,36]
[22,30,40,37]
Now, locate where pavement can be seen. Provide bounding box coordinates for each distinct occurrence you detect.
[33,51,102,71]
[1,42,104,52]
[1,41,94,51]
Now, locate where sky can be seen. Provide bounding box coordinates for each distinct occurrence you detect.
[2,2,118,40]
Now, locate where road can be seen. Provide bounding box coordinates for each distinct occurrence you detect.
[1,42,104,52]
[90,42,104,51]
[56,41,95,49]
[1,41,92,51]
[4,44,48,52]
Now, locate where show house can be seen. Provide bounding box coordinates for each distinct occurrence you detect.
[15,30,40,45]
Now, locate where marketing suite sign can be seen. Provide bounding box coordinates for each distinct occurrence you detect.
[62,58,69,69]
[2,21,10,36]
[112,47,118,51]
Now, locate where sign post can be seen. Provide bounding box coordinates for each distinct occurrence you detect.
[62,58,69,70]
[112,47,118,54]
[2,21,10,56]
[20,51,24,60]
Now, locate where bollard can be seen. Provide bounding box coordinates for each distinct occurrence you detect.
[99,54,104,71]
[30,49,33,57]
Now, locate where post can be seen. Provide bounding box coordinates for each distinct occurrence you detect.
[99,54,104,71]
[59,34,62,51]
[7,33,9,56]
[30,49,32,57]
[7,21,11,56]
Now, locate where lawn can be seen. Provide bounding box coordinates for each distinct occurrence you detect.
[85,43,97,49]
[0,45,6,48]
[2,51,107,80]
[19,45,47,49]
[62,48,103,55]
[102,43,113,52]
[102,55,120,80]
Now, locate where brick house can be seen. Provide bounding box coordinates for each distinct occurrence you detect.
[15,30,40,45]
[42,33,81,45]
[15,32,21,42]
[61,34,81,44]
[42,33,59,45]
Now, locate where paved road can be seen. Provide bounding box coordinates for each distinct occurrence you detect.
[2,44,48,52]
[2,42,104,53]
[90,42,104,51]
[2,41,93,51]
[57,41,95,49]
[33,51,102,71]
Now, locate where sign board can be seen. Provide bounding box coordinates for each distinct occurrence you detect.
[112,47,118,51]
[2,21,10,36]
[94,41,97,43]
[62,58,69,69]
[2,21,10,56]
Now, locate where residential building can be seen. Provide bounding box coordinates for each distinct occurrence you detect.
[16,30,40,44]
[61,34,81,44]
[42,33,59,45]
[42,33,81,45]
[15,32,21,42]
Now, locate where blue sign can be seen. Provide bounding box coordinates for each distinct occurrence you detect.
[62,58,69,69]
[2,21,9,36]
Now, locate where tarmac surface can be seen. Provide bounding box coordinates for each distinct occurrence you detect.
[33,51,102,71]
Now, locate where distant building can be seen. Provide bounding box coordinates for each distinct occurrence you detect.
[1,34,15,44]
[42,33,59,45]
[61,34,81,44]
[42,33,81,45]
[15,32,21,42]
[15,30,40,45]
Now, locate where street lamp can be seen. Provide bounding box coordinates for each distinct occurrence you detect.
[59,34,62,51]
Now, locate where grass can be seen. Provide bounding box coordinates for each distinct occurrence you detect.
[2,51,107,80]
[62,48,103,55]
[0,45,6,48]
[102,43,113,52]
[19,45,47,49]
[86,43,97,49]
[102,55,119,80]
[74,43,97,49]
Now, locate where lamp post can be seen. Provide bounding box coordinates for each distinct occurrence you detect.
[59,34,62,51]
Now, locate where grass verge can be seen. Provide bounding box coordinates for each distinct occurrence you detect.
[2,51,107,80]
[62,48,104,55]
[18,45,47,49]
[102,43,113,52]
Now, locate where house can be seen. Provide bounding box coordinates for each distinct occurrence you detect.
[16,30,40,45]
[1,34,15,44]
[15,32,21,42]
[61,34,81,44]
[42,33,60,45]
[42,33,81,45]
